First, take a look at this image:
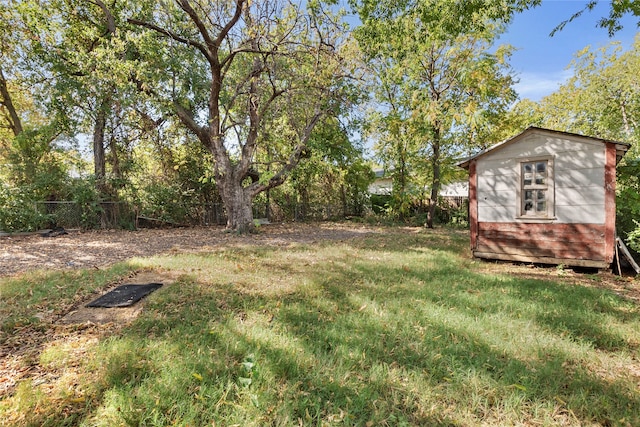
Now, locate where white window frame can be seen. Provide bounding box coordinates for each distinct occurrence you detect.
[516,156,555,220]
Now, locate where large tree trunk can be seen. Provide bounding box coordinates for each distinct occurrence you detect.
[220,176,255,233]
[426,128,441,229]
[129,0,329,234]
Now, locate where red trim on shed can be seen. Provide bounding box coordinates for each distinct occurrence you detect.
[469,160,478,250]
[604,142,617,264]
[474,222,608,266]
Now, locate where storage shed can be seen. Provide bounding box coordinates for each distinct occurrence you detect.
[458,127,630,269]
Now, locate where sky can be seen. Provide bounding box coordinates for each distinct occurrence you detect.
[499,0,639,101]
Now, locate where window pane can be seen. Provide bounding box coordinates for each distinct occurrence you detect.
[520,160,551,217]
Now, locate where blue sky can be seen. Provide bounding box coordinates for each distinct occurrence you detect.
[342,1,638,102]
[500,0,639,101]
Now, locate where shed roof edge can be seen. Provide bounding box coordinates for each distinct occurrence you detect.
[457,126,631,169]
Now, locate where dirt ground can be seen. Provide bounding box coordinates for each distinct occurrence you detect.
[1,222,383,329]
[0,223,379,278]
[0,223,383,398]
[2,222,638,303]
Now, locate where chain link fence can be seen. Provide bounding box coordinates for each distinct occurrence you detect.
[35,201,136,229]
[34,200,365,229]
[33,198,467,230]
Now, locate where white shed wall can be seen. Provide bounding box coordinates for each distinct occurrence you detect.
[476,131,606,224]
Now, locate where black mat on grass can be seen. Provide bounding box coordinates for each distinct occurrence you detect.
[86,283,163,308]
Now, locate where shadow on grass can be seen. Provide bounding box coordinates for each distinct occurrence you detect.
[277,260,640,425]
[0,265,135,341]
[0,263,140,425]
[96,238,639,425]
[4,228,640,426]
[437,272,638,352]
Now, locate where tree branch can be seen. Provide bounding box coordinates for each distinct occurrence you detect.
[172,102,210,145]
[175,0,217,53]
[131,74,211,150]
[127,18,213,64]
[248,109,325,197]
[237,16,263,182]
[0,67,23,136]
[214,0,245,49]
[88,0,116,34]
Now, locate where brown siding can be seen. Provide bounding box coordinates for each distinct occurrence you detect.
[474,222,610,266]
[604,142,617,263]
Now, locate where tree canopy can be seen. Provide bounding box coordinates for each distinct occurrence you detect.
[352,0,523,226]
[1,0,639,240]
[1,0,370,232]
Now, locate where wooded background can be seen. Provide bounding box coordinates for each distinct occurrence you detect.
[0,1,638,250]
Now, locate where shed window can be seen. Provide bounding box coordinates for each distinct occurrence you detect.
[520,159,552,217]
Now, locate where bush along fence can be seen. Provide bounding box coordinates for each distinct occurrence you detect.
[0,198,469,233]
[33,201,135,230]
[0,200,369,232]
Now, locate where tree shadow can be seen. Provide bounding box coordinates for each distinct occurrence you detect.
[7,231,640,426]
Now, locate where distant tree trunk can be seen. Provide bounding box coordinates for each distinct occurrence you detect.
[426,127,441,229]
[265,189,271,220]
[620,100,634,138]
[296,180,310,220]
[93,97,108,194]
[265,162,271,220]
[109,103,124,184]
[392,142,409,220]
[0,67,23,137]
[109,133,121,182]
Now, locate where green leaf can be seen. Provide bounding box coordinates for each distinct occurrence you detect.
[238,377,252,387]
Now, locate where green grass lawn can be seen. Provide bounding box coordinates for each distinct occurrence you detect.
[1,226,639,426]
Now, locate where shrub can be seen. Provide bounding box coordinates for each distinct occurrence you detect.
[370,194,392,215]
[70,178,104,229]
[627,221,640,253]
[0,186,50,232]
[138,181,193,225]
